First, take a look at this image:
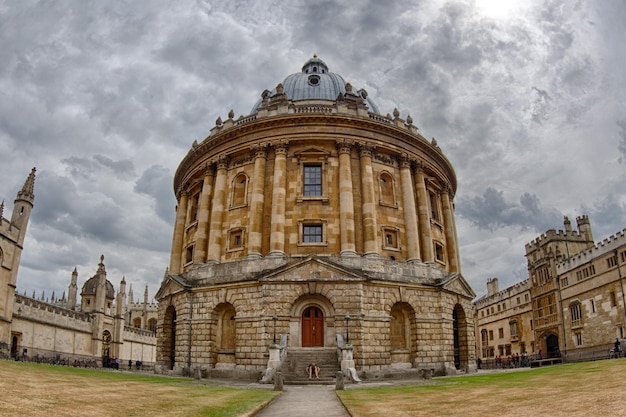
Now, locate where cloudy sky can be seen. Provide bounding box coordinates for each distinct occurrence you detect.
[1,0,625,301]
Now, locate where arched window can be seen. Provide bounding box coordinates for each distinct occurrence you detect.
[102,330,112,360]
[390,304,408,349]
[231,173,248,208]
[216,304,236,352]
[378,171,396,206]
[148,318,157,332]
[133,317,142,328]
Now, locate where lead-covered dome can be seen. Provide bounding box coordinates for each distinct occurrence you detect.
[252,55,380,114]
[81,276,115,299]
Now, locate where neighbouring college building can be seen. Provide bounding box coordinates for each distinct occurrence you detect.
[0,169,157,367]
[474,215,626,365]
[155,56,477,380]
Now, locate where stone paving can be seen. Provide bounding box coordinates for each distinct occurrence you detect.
[254,384,350,417]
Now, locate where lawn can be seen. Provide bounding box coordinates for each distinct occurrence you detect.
[0,360,278,417]
[3,358,626,417]
[338,358,626,417]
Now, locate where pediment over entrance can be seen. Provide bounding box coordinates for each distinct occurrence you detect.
[439,273,476,299]
[259,256,366,282]
[155,275,191,300]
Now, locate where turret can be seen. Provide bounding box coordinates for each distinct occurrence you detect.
[563,216,572,234]
[116,277,126,317]
[577,215,593,243]
[10,167,36,245]
[67,267,78,310]
[96,257,107,312]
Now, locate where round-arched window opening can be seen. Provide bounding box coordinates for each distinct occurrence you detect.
[308,75,320,86]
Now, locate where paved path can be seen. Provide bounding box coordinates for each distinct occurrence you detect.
[254,385,350,417]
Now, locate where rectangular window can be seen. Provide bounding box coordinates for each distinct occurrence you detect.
[428,191,439,221]
[608,256,618,268]
[498,328,504,339]
[185,245,194,264]
[570,303,582,327]
[510,321,518,339]
[434,243,444,262]
[303,165,322,196]
[382,227,399,250]
[489,330,494,341]
[575,332,583,346]
[590,299,595,313]
[303,225,323,243]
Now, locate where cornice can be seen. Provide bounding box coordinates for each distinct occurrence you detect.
[174,113,457,195]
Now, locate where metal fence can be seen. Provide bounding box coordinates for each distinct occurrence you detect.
[0,343,154,371]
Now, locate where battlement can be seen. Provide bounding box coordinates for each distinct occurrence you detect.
[525,215,593,251]
[15,294,91,323]
[127,301,158,310]
[557,228,626,274]
[473,278,530,307]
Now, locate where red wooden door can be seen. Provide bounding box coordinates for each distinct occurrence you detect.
[302,307,324,347]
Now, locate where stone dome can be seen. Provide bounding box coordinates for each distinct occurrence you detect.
[81,276,115,299]
[252,55,380,114]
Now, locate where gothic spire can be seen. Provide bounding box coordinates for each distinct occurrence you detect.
[17,167,36,202]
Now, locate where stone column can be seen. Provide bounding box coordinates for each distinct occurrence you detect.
[337,140,357,257]
[248,144,268,258]
[206,156,229,262]
[169,190,188,274]
[269,141,288,256]
[359,143,379,257]
[193,165,215,264]
[415,165,434,263]
[399,155,421,262]
[441,185,460,272]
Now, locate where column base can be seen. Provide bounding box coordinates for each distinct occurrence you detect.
[267,251,286,258]
[340,250,359,258]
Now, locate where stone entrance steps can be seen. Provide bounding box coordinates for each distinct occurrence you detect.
[281,347,339,385]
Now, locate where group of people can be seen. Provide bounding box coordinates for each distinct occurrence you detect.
[494,352,530,368]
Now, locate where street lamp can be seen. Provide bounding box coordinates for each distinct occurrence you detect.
[272,315,278,345]
[344,314,350,344]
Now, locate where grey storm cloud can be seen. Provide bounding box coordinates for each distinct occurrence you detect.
[135,165,176,225]
[457,187,563,233]
[1,0,625,299]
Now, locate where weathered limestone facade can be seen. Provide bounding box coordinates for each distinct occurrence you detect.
[475,216,626,364]
[7,256,157,366]
[0,171,156,365]
[0,169,35,346]
[156,56,476,379]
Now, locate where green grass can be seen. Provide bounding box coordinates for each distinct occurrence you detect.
[338,360,626,417]
[0,360,278,417]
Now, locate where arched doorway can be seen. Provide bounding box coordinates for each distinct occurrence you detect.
[102,330,112,367]
[11,335,18,359]
[452,304,470,370]
[163,306,176,370]
[302,306,324,347]
[546,334,560,358]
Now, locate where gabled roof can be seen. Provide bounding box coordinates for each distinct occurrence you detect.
[155,274,191,300]
[438,272,477,299]
[258,255,366,282]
